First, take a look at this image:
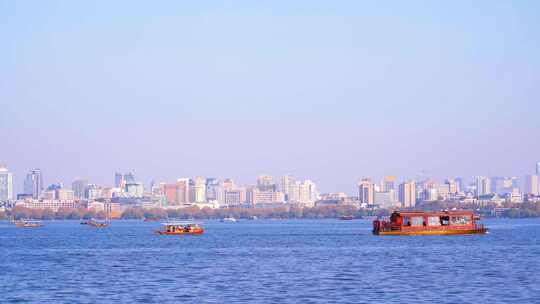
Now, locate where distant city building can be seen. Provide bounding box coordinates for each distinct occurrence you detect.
[537,162,540,175]
[125,182,144,198]
[476,176,491,196]
[250,189,285,204]
[281,174,295,200]
[224,188,246,207]
[399,181,416,207]
[423,188,439,201]
[205,178,219,201]
[381,176,396,193]
[525,175,539,195]
[56,188,75,201]
[374,191,395,208]
[257,175,276,192]
[163,183,178,204]
[288,180,319,205]
[24,168,44,199]
[358,178,374,204]
[72,178,88,199]
[444,179,459,194]
[176,178,190,204]
[0,165,13,202]
[85,184,102,200]
[115,172,135,189]
[193,176,206,203]
[16,199,81,211]
[492,177,517,195]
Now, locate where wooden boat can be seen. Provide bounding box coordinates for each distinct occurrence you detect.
[86,219,109,228]
[339,215,354,220]
[14,220,43,228]
[155,222,204,235]
[373,210,488,236]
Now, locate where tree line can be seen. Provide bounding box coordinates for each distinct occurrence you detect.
[1,201,540,221]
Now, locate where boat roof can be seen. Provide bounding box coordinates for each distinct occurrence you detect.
[161,221,201,226]
[394,210,475,216]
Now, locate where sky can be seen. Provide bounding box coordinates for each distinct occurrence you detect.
[1,0,539,195]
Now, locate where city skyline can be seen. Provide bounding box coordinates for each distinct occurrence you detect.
[2,162,540,199]
[2,1,540,195]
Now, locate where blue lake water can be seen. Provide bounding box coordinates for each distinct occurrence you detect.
[1,219,539,303]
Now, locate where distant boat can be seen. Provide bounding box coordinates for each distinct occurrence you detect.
[221,217,238,223]
[85,219,109,228]
[339,215,354,220]
[155,221,204,235]
[13,220,43,228]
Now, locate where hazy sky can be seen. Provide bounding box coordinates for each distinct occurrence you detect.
[1,1,539,194]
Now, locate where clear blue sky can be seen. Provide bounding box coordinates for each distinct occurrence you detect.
[1,0,539,194]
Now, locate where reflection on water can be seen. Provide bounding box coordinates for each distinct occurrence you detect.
[1,219,539,303]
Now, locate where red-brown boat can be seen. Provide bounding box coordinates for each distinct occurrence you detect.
[373,210,488,235]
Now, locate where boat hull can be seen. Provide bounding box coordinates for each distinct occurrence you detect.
[374,228,488,236]
[15,224,43,228]
[155,230,204,235]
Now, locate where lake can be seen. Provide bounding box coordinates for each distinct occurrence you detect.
[1,219,539,303]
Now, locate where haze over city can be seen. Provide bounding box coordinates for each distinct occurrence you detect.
[1,1,539,194]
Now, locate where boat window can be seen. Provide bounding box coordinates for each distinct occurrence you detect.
[410,216,424,227]
[427,216,441,226]
[440,216,450,226]
[450,216,471,225]
[403,216,411,226]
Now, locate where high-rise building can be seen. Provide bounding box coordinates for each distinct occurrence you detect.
[382,176,396,192]
[358,178,374,204]
[72,178,88,199]
[455,177,464,193]
[398,181,416,208]
[24,168,43,198]
[536,162,540,175]
[288,180,318,204]
[0,165,13,202]
[115,172,135,189]
[445,179,458,194]
[193,176,206,203]
[476,176,491,196]
[491,177,516,195]
[257,175,276,192]
[205,178,219,201]
[281,174,295,200]
[525,175,539,195]
[176,178,190,204]
[163,183,178,204]
[85,184,102,199]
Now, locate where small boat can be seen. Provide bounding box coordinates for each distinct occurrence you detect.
[221,217,237,223]
[86,219,109,228]
[14,220,43,228]
[155,222,204,235]
[339,215,354,220]
[373,210,488,236]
